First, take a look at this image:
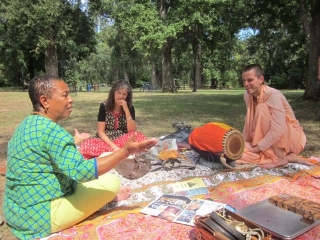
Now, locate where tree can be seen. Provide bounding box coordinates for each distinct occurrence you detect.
[113,0,245,92]
[242,0,320,99]
[299,0,320,99]
[0,0,96,84]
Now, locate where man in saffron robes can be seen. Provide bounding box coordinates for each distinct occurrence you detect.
[236,64,314,169]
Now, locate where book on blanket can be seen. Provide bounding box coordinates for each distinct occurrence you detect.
[140,194,226,226]
[169,177,209,197]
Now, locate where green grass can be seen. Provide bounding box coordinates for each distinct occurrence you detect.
[0,88,319,239]
[0,88,319,161]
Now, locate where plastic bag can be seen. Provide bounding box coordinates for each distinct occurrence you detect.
[149,138,178,156]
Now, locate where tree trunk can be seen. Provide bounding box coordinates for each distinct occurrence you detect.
[304,28,320,99]
[158,0,175,92]
[115,68,119,82]
[299,1,310,35]
[28,57,35,80]
[191,41,202,90]
[45,45,58,76]
[151,58,157,86]
[195,44,202,88]
[301,0,320,99]
[119,39,129,82]
[117,26,129,82]
[162,41,175,92]
[121,46,129,82]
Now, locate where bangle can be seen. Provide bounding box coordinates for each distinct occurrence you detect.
[127,117,132,121]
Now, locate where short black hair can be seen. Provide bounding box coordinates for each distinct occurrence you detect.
[243,64,264,77]
[28,75,63,111]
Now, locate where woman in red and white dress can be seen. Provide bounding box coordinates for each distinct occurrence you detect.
[79,80,147,159]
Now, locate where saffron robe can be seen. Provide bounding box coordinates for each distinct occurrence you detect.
[236,85,306,165]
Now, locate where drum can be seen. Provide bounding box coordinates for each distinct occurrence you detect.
[188,122,244,161]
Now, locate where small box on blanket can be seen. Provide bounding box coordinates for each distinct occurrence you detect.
[268,194,320,224]
[236,195,320,240]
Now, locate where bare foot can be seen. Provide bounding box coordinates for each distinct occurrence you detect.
[287,153,315,166]
[113,186,131,202]
[261,153,315,169]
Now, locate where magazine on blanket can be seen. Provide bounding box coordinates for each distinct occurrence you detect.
[140,194,226,226]
[169,177,209,197]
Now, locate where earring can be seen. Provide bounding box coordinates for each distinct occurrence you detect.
[44,107,48,114]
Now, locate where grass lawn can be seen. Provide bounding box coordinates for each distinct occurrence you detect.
[0,87,319,239]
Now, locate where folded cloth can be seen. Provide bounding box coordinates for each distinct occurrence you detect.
[162,128,192,144]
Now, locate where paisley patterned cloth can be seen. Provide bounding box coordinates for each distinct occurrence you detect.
[39,161,320,240]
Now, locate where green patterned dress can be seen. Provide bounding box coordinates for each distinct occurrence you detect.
[3,115,97,239]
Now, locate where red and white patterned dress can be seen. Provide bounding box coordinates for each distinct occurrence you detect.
[79,102,147,159]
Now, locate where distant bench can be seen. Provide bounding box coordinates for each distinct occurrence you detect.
[140,83,159,92]
[139,83,183,91]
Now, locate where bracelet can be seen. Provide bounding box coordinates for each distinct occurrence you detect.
[127,117,132,121]
[112,146,118,150]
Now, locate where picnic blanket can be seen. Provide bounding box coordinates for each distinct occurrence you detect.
[39,161,320,240]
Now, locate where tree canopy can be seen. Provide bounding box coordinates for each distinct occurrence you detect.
[0,0,96,85]
[0,0,319,99]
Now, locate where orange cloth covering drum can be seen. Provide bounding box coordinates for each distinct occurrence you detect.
[188,122,244,160]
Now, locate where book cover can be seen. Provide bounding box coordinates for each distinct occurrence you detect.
[140,194,226,226]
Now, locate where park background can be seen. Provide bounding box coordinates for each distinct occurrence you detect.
[1,0,320,239]
[0,1,320,99]
[0,88,319,239]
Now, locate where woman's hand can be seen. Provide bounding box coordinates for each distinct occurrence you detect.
[96,134,157,176]
[74,129,91,145]
[118,99,129,111]
[122,134,157,155]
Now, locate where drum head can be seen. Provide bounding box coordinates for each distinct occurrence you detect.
[222,129,244,160]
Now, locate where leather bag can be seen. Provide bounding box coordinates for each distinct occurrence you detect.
[114,154,151,180]
[194,209,271,240]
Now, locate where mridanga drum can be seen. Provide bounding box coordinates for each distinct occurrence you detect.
[188,122,244,168]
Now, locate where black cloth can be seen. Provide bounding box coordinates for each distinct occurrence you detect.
[161,128,192,144]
